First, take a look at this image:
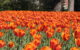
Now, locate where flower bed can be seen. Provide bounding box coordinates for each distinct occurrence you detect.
[0,11,80,50]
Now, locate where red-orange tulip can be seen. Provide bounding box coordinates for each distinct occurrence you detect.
[30,29,37,36]
[27,22,36,29]
[55,44,62,50]
[33,34,42,40]
[13,28,25,37]
[36,24,43,31]
[46,32,54,38]
[32,39,41,46]
[9,22,17,29]
[61,32,70,41]
[0,32,4,37]
[0,25,3,30]
[75,38,80,46]
[8,41,15,48]
[50,38,59,49]
[56,27,62,33]
[50,23,56,29]
[0,40,6,48]
[74,31,80,38]
[64,28,70,33]
[46,27,54,33]
[45,27,54,38]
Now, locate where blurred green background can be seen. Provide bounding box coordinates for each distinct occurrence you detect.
[0,0,61,11]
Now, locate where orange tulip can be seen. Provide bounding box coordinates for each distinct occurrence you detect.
[75,38,80,46]
[32,39,41,46]
[46,32,54,38]
[23,43,37,50]
[45,27,54,33]
[40,46,52,50]
[55,44,62,50]
[56,27,62,33]
[36,24,43,31]
[21,23,25,27]
[13,28,25,37]
[70,47,80,50]
[45,27,54,38]
[30,29,37,36]
[50,38,59,49]
[9,22,17,29]
[0,32,4,37]
[0,40,6,48]
[8,41,15,48]
[71,23,77,30]
[33,34,42,40]
[50,23,56,29]
[61,32,70,41]
[64,28,70,34]
[27,22,36,29]
[43,22,48,29]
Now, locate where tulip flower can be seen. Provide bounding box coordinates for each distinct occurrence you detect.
[0,25,3,30]
[13,28,25,37]
[30,29,37,36]
[75,38,80,46]
[56,27,62,33]
[61,32,70,41]
[9,22,17,29]
[55,44,62,50]
[74,31,80,38]
[40,46,52,50]
[70,47,80,50]
[50,38,59,49]
[0,11,80,50]
[23,43,37,50]
[64,28,70,34]
[46,32,54,38]
[0,32,4,37]
[33,34,42,40]
[36,24,43,32]
[0,40,6,48]
[32,39,41,46]
[8,41,15,48]
[27,22,36,29]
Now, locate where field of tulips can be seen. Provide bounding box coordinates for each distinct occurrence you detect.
[0,11,80,50]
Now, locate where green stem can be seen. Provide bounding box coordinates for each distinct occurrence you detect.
[17,38,21,50]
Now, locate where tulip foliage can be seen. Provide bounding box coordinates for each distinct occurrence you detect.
[0,11,80,50]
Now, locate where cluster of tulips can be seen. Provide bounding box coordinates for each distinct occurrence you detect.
[0,11,80,50]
